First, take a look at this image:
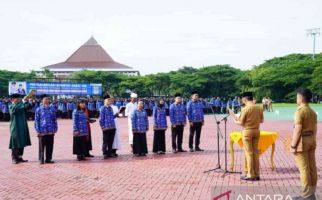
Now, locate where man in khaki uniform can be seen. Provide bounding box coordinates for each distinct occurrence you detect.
[229,92,264,181]
[290,89,317,200]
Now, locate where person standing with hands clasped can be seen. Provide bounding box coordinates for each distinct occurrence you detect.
[169,93,187,153]
[290,89,317,200]
[99,94,117,159]
[152,98,167,154]
[131,100,149,156]
[187,91,205,152]
[34,94,57,164]
[72,99,90,161]
[229,92,263,181]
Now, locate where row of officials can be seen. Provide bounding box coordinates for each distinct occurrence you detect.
[8,91,207,164]
[7,89,318,200]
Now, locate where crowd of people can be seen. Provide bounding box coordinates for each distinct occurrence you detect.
[0,96,242,122]
[7,91,222,165]
[3,88,319,199]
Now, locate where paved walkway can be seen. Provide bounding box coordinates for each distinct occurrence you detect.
[0,116,321,200]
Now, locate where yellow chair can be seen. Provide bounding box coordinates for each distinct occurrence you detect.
[229,131,278,171]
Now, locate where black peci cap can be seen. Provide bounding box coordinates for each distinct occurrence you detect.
[191,91,198,95]
[241,92,253,98]
[40,94,50,99]
[174,93,181,97]
[10,94,22,98]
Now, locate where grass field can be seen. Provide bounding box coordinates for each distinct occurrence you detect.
[260,103,322,108]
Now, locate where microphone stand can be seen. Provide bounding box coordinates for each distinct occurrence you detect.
[220,114,242,177]
[204,108,242,177]
[203,105,224,173]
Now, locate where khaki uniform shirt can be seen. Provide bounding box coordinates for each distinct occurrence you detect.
[294,104,317,136]
[239,104,264,130]
[294,104,317,152]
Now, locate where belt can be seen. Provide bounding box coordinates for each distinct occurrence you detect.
[302,131,313,136]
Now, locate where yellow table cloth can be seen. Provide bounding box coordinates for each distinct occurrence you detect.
[229,131,278,171]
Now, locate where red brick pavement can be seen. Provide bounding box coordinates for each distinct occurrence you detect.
[0,116,321,200]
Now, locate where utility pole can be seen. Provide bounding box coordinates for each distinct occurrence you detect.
[307,28,320,60]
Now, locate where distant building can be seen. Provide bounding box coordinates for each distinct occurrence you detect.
[36,36,140,78]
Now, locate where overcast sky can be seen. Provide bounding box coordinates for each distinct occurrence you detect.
[0,0,321,74]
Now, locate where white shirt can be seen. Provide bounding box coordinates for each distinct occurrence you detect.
[125,102,137,117]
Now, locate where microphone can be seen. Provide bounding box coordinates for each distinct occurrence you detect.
[221,114,230,121]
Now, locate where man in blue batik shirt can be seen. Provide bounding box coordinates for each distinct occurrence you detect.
[99,94,117,159]
[233,97,240,114]
[34,94,58,164]
[169,93,187,153]
[186,91,205,152]
[67,100,75,119]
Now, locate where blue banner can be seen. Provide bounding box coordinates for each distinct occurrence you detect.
[9,81,102,96]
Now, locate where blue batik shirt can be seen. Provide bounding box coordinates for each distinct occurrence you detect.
[169,102,186,125]
[131,109,149,133]
[2,103,9,113]
[72,109,89,136]
[34,105,58,135]
[215,99,221,107]
[99,105,116,130]
[67,102,76,111]
[96,100,103,111]
[87,101,95,111]
[228,100,233,107]
[233,99,239,107]
[187,100,204,122]
[59,102,67,112]
[221,100,227,108]
[153,105,167,129]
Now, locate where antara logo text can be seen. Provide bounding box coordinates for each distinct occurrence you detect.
[235,194,293,200]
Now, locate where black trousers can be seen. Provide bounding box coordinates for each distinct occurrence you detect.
[189,122,203,149]
[11,148,24,160]
[153,130,166,153]
[102,129,116,156]
[73,136,87,156]
[222,107,227,114]
[68,110,73,119]
[38,134,54,162]
[133,132,148,155]
[3,113,10,121]
[171,125,184,150]
[61,112,67,119]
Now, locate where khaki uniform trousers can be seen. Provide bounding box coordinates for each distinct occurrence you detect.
[242,129,260,178]
[294,135,317,198]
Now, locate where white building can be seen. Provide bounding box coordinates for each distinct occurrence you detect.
[37,36,140,78]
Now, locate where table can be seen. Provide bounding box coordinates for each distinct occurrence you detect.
[229,131,278,171]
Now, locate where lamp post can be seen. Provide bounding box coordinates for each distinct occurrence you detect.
[307,28,320,60]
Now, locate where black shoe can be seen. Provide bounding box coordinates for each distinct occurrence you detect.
[12,159,19,164]
[240,176,255,181]
[172,149,178,153]
[292,196,303,200]
[178,149,187,152]
[40,160,45,165]
[45,160,55,164]
[85,154,94,158]
[103,155,109,159]
[159,151,165,154]
[254,177,260,181]
[189,148,195,152]
[195,148,204,151]
[18,158,28,162]
[109,154,117,158]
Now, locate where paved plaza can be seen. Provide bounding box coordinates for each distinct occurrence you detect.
[0,116,321,200]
